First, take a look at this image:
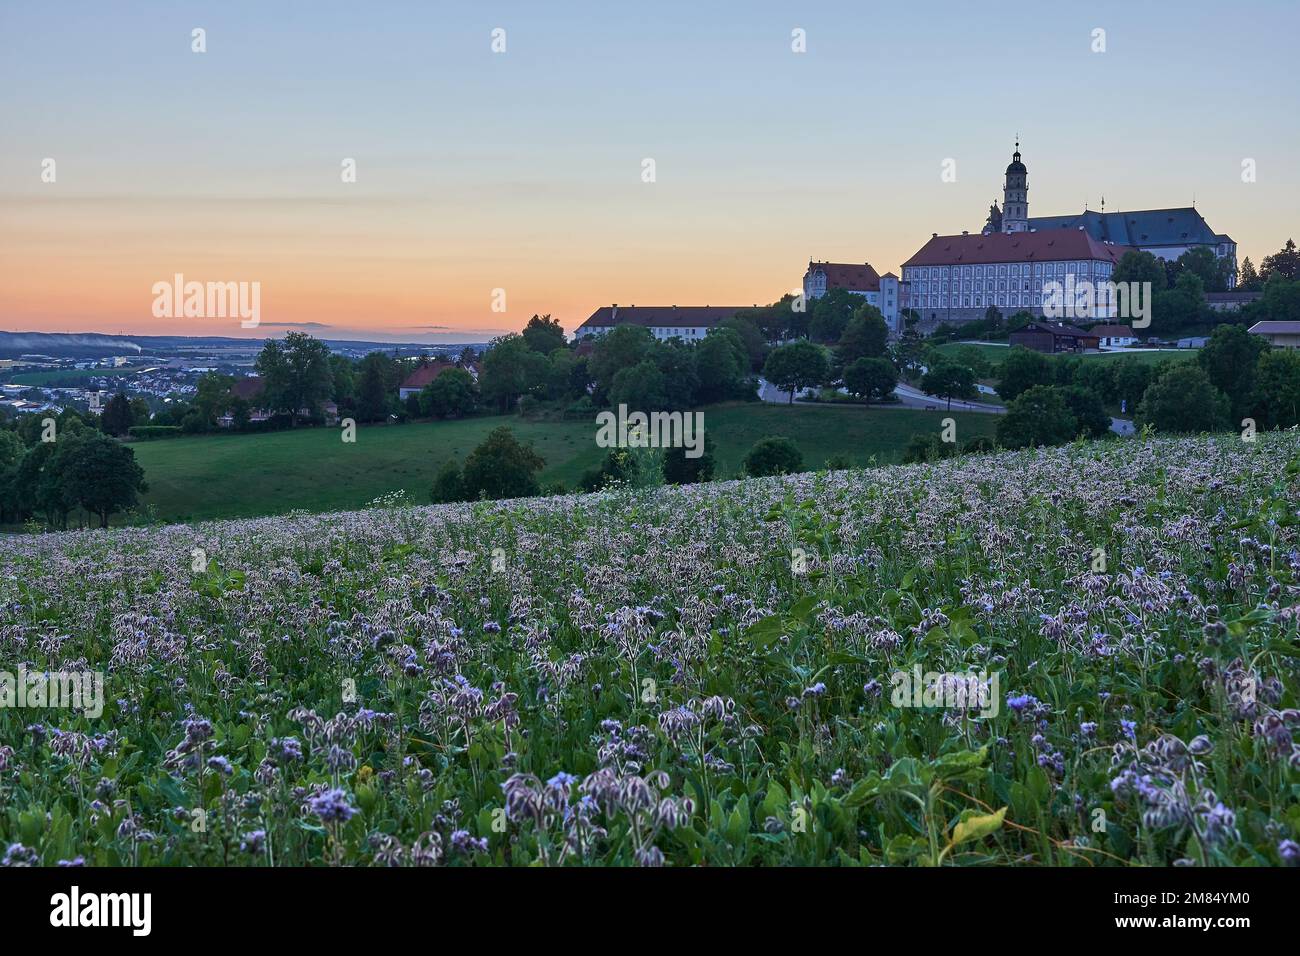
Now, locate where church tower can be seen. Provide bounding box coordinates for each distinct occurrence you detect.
[1002,140,1028,233]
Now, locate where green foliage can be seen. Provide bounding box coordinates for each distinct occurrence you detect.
[842,357,898,401]
[255,331,334,423]
[521,314,567,354]
[997,346,1053,402]
[996,385,1080,449]
[763,341,829,403]
[429,459,466,503]
[1136,364,1231,434]
[460,426,546,500]
[126,426,182,441]
[743,436,803,477]
[836,305,889,365]
[420,367,478,419]
[920,362,977,409]
[662,434,716,485]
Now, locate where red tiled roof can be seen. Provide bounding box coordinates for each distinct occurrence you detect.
[806,261,881,292]
[577,305,745,331]
[399,363,454,390]
[903,229,1135,267]
[1013,321,1099,339]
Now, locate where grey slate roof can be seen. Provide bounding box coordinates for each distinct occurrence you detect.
[1023,208,1231,247]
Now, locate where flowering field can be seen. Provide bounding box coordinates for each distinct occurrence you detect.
[2,432,1298,867]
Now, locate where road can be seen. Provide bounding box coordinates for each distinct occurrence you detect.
[756,378,1135,435]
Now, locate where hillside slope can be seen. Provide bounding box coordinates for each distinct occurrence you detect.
[2,433,1298,866]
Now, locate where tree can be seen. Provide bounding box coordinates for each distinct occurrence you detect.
[256,332,333,424]
[1238,257,1261,291]
[743,436,803,477]
[329,355,356,412]
[460,426,545,500]
[420,368,478,419]
[1113,361,1153,414]
[1152,270,1207,332]
[836,305,889,365]
[1172,246,1226,293]
[695,329,750,403]
[355,352,397,423]
[521,314,567,354]
[719,315,769,371]
[996,386,1079,449]
[662,434,716,485]
[843,356,898,401]
[100,392,134,437]
[1197,323,1269,422]
[608,360,668,411]
[1136,364,1230,433]
[1252,349,1300,428]
[1061,385,1111,438]
[587,325,656,402]
[920,362,977,410]
[52,432,148,528]
[902,432,959,464]
[997,346,1054,402]
[1112,250,1168,290]
[1260,239,1300,283]
[429,460,466,503]
[192,373,233,428]
[762,341,829,403]
[480,334,549,412]
[808,289,860,342]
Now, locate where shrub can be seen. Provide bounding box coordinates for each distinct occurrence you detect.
[126,426,182,441]
[744,436,803,477]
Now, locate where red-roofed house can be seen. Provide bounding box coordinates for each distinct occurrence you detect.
[398,362,455,400]
[222,375,338,426]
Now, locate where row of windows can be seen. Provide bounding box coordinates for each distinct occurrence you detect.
[905,261,1114,281]
[906,291,1117,311]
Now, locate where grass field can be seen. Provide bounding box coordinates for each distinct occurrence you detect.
[6,366,145,386]
[127,403,1000,523]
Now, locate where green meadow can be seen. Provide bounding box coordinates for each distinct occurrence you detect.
[127,403,1000,523]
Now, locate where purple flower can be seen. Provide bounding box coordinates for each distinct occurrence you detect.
[307,788,357,825]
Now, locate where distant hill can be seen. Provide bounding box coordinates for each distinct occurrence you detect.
[0,330,487,360]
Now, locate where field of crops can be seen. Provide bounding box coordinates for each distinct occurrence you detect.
[2,432,1298,867]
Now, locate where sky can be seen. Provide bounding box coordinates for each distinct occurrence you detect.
[1,0,1297,343]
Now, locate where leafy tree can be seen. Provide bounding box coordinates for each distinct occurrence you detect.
[1073,362,1117,406]
[997,346,1054,402]
[718,315,769,371]
[100,392,134,437]
[52,432,148,528]
[609,360,668,411]
[480,334,549,412]
[651,340,700,410]
[762,341,829,403]
[695,328,750,403]
[329,355,356,411]
[129,397,152,426]
[522,314,567,354]
[1258,276,1300,323]
[355,352,397,423]
[1171,246,1226,293]
[420,368,478,419]
[662,434,716,485]
[843,356,898,401]
[1252,349,1300,428]
[743,436,803,477]
[192,373,234,428]
[460,426,545,500]
[256,332,333,424]
[587,325,655,402]
[1197,323,1269,421]
[1061,385,1111,438]
[809,289,861,343]
[1136,364,1230,433]
[1151,270,1207,332]
[1112,250,1168,290]
[836,305,889,365]
[429,460,466,503]
[1113,361,1154,414]
[996,386,1079,449]
[920,362,977,410]
[1260,238,1300,283]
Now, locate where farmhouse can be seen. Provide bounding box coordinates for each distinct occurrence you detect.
[1008,321,1100,354]
[1090,324,1137,348]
